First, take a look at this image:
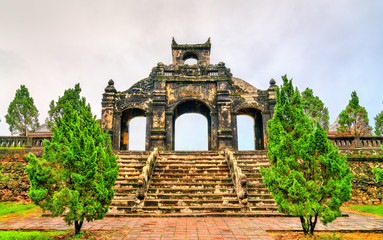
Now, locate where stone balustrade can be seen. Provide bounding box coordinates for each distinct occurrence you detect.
[328,136,383,149]
[136,148,159,200]
[0,136,51,148]
[225,148,248,211]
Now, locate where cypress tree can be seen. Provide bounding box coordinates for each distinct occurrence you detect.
[25,99,119,235]
[261,75,352,235]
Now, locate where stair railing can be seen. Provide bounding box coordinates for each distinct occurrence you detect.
[224,148,248,211]
[136,148,159,200]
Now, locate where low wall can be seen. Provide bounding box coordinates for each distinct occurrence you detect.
[0,154,30,202]
[0,147,382,205]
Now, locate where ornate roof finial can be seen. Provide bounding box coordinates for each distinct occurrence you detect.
[172,37,177,46]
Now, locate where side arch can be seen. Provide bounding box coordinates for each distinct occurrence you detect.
[120,107,146,150]
[237,107,264,150]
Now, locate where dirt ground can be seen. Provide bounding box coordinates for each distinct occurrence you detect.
[269,231,383,240]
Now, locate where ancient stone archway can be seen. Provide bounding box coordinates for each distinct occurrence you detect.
[172,99,212,150]
[101,39,277,151]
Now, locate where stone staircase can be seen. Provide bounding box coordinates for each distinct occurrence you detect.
[234,151,280,215]
[108,150,280,217]
[109,151,149,214]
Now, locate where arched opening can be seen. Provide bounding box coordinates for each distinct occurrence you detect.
[237,107,264,150]
[183,52,198,65]
[172,100,211,150]
[237,115,255,150]
[120,108,146,150]
[175,113,208,150]
[128,117,146,150]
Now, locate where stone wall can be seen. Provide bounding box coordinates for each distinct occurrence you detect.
[347,157,383,205]
[0,154,30,202]
[0,149,382,205]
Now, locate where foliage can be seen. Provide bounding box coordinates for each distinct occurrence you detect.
[337,91,372,136]
[0,230,66,240]
[5,85,39,136]
[0,202,36,217]
[25,99,119,235]
[372,145,383,182]
[47,83,83,130]
[348,205,383,217]
[374,109,383,136]
[301,88,330,131]
[260,75,352,235]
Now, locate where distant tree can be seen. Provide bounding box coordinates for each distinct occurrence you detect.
[25,99,119,235]
[301,88,330,131]
[48,83,83,130]
[5,85,39,136]
[337,91,372,136]
[261,75,352,235]
[373,145,383,182]
[374,109,383,136]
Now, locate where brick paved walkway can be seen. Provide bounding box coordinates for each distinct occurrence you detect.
[0,211,382,239]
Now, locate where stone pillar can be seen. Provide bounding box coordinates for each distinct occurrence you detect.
[263,78,277,149]
[231,111,238,150]
[165,111,174,150]
[216,63,234,149]
[112,111,121,150]
[150,74,167,150]
[210,111,219,150]
[101,79,118,149]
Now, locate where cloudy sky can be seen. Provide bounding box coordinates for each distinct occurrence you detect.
[1,0,382,150]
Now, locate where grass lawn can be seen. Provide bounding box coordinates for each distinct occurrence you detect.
[0,230,66,240]
[347,205,383,217]
[0,202,41,221]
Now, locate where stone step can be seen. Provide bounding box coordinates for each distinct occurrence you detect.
[143,199,239,207]
[151,177,232,183]
[110,205,242,214]
[153,169,230,174]
[146,193,236,199]
[147,188,235,194]
[106,212,284,217]
[151,173,231,178]
[149,182,234,188]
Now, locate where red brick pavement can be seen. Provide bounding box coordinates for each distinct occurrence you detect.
[0,212,382,239]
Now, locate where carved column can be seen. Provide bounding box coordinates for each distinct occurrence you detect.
[217,63,234,149]
[263,79,277,149]
[150,70,167,150]
[101,79,118,149]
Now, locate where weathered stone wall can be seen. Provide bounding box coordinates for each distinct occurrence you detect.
[0,154,30,202]
[1,149,382,205]
[346,157,383,205]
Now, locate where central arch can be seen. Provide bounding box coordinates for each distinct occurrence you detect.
[172,100,212,150]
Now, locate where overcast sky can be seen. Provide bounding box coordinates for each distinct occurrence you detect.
[1,0,382,149]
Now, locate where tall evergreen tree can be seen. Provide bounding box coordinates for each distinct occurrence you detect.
[301,88,330,131]
[25,99,119,235]
[261,75,352,235]
[5,85,39,136]
[374,109,383,136]
[48,83,83,129]
[337,91,372,136]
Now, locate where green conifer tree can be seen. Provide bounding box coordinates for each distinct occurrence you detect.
[47,83,83,130]
[5,85,39,136]
[261,75,352,235]
[301,88,330,131]
[338,91,372,136]
[25,99,119,235]
[374,109,383,136]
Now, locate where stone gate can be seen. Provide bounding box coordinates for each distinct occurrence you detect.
[101,38,277,151]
